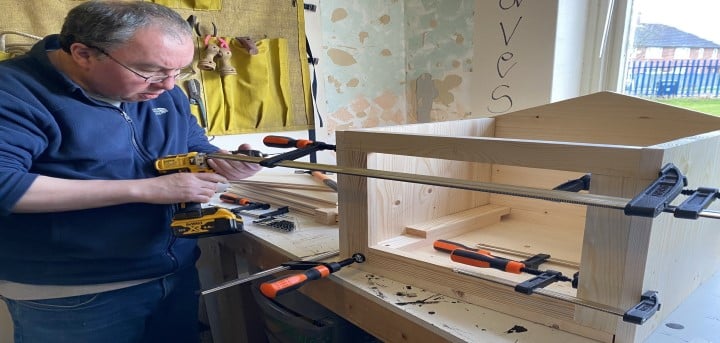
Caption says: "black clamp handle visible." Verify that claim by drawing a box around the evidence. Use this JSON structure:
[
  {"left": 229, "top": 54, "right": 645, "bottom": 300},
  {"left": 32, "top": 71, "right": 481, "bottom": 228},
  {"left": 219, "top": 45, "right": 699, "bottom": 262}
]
[
  {"left": 280, "top": 260, "right": 325, "bottom": 271},
  {"left": 259, "top": 142, "right": 335, "bottom": 168},
  {"left": 674, "top": 187, "right": 720, "bottom": 219},
  {"left": 623, "top": 290, "right": 661, "bottom": 325},
  {"left": 624, "top": 163, "right": 687, "bottom": 217},
  {"left": 514, "top": 270, "right": 571, "bottom": 294}
]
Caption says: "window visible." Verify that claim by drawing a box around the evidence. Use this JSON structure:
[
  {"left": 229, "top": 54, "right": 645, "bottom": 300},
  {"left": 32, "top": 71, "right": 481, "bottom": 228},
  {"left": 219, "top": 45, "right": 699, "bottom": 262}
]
[
  {"left": 583, "top": 0, "right": 720, "bottom": 114},
  {"left": 673, "top": 47, "right": 690, "bottom": 60},
  {"left": 645, "top": 47, "right": 662, "bottom": 59}
]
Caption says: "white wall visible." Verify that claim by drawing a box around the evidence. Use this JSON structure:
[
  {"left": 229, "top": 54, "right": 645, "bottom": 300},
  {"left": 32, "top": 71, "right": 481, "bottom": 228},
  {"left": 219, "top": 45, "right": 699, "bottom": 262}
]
[
  {"left": 472, "top": 1, "right": 558, "bottom": 115},
  {"left": 552, "top": 0, "right": 589, "bottom": 102}
]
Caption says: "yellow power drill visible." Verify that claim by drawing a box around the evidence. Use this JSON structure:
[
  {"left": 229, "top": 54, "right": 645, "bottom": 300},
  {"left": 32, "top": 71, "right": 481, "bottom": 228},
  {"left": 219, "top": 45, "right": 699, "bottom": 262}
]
[{"left": 155, "top": 152, "right": 243, "bottom": 238}]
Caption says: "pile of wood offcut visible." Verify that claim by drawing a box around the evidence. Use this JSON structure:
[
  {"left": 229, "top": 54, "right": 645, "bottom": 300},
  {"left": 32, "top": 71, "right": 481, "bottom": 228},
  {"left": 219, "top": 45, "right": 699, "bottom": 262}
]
[{"left": 227, "top": 172, "right": 338, "bottom": 224}]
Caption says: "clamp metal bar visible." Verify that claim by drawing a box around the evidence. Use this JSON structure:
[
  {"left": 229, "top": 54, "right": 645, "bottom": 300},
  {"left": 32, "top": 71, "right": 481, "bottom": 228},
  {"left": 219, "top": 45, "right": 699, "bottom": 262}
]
[
  {"left": 211, "top": 154, "right": 720, "bottom": 220},
  {"left": 200, "top": 250, "right": 339, "bottom": 295},
  {"left": 208, "top": 153, "right": 630, "bottom": 210}
]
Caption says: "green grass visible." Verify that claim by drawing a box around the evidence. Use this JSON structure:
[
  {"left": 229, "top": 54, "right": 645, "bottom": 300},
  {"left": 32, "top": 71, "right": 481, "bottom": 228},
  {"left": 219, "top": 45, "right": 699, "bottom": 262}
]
[{"left": 652, "top": 98, "right": 720, "bottom": 116}]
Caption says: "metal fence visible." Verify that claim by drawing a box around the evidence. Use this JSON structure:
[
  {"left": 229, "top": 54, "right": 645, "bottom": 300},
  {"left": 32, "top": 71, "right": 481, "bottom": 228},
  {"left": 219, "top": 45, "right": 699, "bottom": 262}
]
[{"left": 623, "top": 59, "right": 720, "bottom": 98}]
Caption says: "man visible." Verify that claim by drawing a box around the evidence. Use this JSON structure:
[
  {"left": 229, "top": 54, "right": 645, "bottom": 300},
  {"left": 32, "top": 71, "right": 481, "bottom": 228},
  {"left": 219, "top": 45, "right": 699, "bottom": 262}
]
[{"left": 0, "top": 1, "right": 261, "bottom": 342}]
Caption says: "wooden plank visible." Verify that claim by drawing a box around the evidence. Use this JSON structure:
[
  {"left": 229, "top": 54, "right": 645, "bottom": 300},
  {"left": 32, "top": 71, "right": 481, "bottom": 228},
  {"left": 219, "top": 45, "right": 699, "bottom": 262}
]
[
  {"left": 227, "top": 183, "right": 337, "bottom": 217},
  {"left": 338, "top": 150, "right": 370, "bottom": 257},
  {"left": 314, "top": 207, "right": 338, "bottom": 225},
  {"left": 228, "top": 184, "right": 337, "bottom": 207},
  {"left": 493, "top": 92, "right": 720, "bottom": 146},
  {"left": 404, "top": 204, "right": 510, "bottom": 240},
  {"left": 232, "top": 173, "right": 335, "bottom": 192},
  {"left": 340, "top": 130, "right": 650, "bottom": 178}
]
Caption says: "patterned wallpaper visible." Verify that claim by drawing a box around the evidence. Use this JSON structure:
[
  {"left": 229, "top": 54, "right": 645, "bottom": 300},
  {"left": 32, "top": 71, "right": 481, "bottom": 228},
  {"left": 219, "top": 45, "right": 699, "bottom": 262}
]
[{"left": 318, "top": 0, "right": 475, "bottom": 140}]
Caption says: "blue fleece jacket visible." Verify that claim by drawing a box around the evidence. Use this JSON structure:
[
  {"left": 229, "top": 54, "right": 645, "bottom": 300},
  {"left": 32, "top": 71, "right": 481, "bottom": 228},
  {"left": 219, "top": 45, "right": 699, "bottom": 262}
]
[{"left": 0, "top": 35, "right": 219, "bottom": 285}]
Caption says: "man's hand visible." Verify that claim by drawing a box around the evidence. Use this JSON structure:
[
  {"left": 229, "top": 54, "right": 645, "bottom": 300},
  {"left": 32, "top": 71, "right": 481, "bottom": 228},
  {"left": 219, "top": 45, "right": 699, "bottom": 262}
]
[
  {"left": 208, "top": 143, "right": 263, "bottom": 180},
  {"left": 146, "top": 172, "right": 227, "bottom": 204}
]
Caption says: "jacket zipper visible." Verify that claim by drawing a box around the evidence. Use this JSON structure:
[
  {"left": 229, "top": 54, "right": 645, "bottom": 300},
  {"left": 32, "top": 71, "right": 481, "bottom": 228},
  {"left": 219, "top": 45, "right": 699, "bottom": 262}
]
[
  {"left": 117, "top": 109, "right": 154, "bottom": 163},
  {"left": 166, "top": 230, "right": 179, "bottom": 269},
  {"left": 118, "top": 107, "right": 179, "bottom": 269}
]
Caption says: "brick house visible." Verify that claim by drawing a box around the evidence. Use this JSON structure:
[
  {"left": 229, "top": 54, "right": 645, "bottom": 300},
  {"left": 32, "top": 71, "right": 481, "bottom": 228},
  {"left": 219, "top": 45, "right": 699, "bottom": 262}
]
[{"left": 630, "top": 23, "right": 720, "bottom": 61}]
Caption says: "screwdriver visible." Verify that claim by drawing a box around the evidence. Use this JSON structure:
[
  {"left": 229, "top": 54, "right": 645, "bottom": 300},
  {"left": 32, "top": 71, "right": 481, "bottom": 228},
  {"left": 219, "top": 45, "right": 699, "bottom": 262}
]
[
  {"left": 297, "top": 170, "right": 339, "bottom": 192},
  {"left": 311, "top": 171, "right": 338, "bottom": 192},
  {"left": 260, "top": 253, "right": 365, "bottom": 299},
  {"left": 219, "top": 193, "right": 271, "bottom": 211}
]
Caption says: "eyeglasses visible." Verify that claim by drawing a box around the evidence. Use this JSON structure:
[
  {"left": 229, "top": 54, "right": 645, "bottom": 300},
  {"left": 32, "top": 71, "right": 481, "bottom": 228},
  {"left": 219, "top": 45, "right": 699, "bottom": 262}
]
[{"left": 86, "top": 44, "right": 193, "bottom": 84}]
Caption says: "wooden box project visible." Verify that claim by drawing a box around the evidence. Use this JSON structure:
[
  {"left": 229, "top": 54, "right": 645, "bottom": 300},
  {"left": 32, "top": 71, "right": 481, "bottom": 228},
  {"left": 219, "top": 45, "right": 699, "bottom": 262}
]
[{"left": 336, "top": 92, "right": 720, "bottom": 342}]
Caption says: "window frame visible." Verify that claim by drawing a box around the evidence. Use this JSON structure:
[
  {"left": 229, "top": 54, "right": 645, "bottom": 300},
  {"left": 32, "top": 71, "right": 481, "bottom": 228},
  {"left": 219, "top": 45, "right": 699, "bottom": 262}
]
[{"left": 579, "top": 0, "right": 633, "bottom": 95}]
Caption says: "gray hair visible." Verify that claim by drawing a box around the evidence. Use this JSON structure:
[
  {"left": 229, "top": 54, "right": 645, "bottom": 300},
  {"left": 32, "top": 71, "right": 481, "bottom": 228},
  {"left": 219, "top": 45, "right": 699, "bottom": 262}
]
[{"left": 59, "top": 0, "right": 192, "bottom": 52}]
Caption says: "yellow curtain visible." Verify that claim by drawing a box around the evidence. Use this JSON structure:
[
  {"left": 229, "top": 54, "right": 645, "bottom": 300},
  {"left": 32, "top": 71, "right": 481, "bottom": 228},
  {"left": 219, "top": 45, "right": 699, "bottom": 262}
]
[
  {"left": 197, "top": 37, "right": 292, "bottom": 135},
  {"left": 149, "top": 0, "right": 222, "bottom": 11}
]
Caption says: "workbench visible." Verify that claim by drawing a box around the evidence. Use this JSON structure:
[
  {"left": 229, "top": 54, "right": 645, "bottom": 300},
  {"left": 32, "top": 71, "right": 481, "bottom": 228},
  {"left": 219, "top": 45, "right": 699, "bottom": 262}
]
[{"left": 199, "top": 191, "right": 720, "bottom": 343}]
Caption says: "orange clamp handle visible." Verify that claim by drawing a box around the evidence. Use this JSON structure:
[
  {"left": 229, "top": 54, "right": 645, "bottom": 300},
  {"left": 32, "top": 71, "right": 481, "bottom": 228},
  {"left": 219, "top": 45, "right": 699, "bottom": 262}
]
[
  {"left": 263, "top": 135, "right": 314, "bottom": 149},
  {"left": 450, "top": 249, "right": 525, "bottom": 274},
  {"left": 260, "top": 265, "right": 331, "bottom": 299}
]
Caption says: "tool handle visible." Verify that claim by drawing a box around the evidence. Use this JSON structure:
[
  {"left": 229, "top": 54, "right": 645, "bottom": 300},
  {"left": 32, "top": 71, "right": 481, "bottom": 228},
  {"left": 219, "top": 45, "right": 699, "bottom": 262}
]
[
  {"left": 219, "top": 193, "right": 250, "bottom": 205},
  {"left": 450, "top": 249, "right": 524, "bottom": 274},
  {"left": 186, "top": 79, "right": 201, "bottom": 98},
  {"left": 263, "top": 135, "right": 314, "bottom": 149},
  {"left": 311, "top": 171, "right": 338, "bottom": 192},
  {"left": 259, "top": 146, "right": 321, "bottom": 168},
  {"left": 173, "top": 202, "right": 204, "bottom": 220},
  {"left": 258, "top": 254, "right": 364, "bottom": 299},
  {"left": 185, "top": 79, "right": 208, "bottom": 128},
  {"left": 553, "top": 173, "right": 592, "bottom": 192},
  {"left": 260, "top": 263, "right": 339, "bottom": 298},
  {"left": 433, "top": 239, "right": 492, "bottom": 255}
]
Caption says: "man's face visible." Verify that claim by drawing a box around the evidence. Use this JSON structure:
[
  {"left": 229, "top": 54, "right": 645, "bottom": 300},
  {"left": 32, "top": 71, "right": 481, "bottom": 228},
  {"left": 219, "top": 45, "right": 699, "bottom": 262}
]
[{"left": 85, "top": 26, "right": 195, "bottom": 102}]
